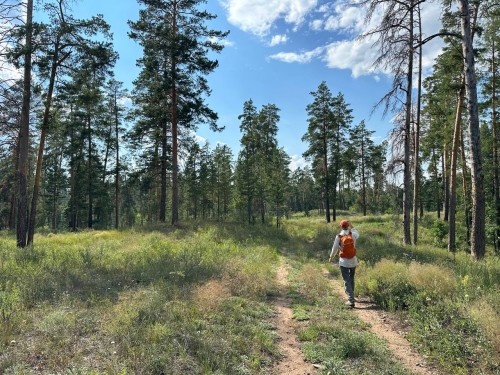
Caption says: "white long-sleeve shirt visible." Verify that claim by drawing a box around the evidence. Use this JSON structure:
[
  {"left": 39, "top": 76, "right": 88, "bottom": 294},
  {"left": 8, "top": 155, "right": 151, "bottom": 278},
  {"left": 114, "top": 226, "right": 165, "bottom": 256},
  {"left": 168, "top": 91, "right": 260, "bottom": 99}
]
[{"left": 330, "top": 227, "right": 359, "bottom": 268}]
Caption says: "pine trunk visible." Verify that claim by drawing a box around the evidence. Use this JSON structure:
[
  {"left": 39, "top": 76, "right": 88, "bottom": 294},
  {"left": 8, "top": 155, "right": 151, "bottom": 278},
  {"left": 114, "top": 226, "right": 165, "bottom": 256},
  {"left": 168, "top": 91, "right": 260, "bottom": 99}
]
[
  {"left": 459, "top": 0, "right": 485, "bottom": 259},
  {"left": 448, "top": 84, "right": 465, "bottom": 253},
  {"left": 28, "top": 41, "right": 59, "bottom": 244},
  {"left": 323, "top": 123, "right": 330, "bottom": 223},
  {"left": 413, "top": 6, "right": 422, "bottom": 244},
  {"left": 171, "top": 1, "right": 179, "bottom": 226},
  {"left": 114, "top": 90, "right": 120, "bottom": 229},
  {"left": 442, "top": 147, "right": 449, "bottom": 221},
  {"left": 87, "top": 114, "right": 93, "bottom": 228},
  {"left": 403, "top": 1, "right": 414, "bottom": 245},
  {"left": 492, "top": 40, "right": 499, "bottom": 253},
  {"left": 16, "top": 0, "right": 33, "bottom": 248}
]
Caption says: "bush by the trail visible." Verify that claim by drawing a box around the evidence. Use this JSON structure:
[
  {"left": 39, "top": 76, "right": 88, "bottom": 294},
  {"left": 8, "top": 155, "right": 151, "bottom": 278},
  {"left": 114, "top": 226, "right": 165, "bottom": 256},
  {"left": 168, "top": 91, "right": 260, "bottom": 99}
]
[
  {"left": 357, "top": 259, "right": 416, "bottom": 310},
  {"left": 358, "top": 259, "right": 460, "bottom": 310},
  {"left": 408, "top": 262, "right": 458, "bottom": 296}
]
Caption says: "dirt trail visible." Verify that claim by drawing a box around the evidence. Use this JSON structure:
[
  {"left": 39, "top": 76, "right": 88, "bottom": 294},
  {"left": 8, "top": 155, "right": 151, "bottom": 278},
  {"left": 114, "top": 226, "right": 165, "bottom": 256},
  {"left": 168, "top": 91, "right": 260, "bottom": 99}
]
[
  {"left": 322, "top": 268, "right": 440, "bottom": 375},
  {"left": 272, "top": 258, "right": 440, "bottom": 375},
  {"left": 273, "top": 258, "right": 316, "bottom": 375}
]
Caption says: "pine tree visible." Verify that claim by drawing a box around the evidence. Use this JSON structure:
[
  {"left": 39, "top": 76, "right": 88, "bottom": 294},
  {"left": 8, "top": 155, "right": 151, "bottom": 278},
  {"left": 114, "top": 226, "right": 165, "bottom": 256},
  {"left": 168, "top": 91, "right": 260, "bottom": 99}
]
[
  {"left": 28, "top": 0, "right": 115, "bottom": 243},
  {"left": 129, "top": 0, "right": 227, "bottom": 226}
]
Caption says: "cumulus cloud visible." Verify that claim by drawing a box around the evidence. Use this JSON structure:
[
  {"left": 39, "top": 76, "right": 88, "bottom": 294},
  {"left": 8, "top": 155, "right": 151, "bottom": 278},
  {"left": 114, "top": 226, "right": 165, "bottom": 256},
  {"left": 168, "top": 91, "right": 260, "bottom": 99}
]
[
  {"left": 323, "top": 38, "right": 381, "bottom": 78},
  {"left": 289, "top": 154, "right": 310, "bottom": 171},
  {"left": 269, "top": 46, "right": 324, "bottom": 63},
  {"left": 222, "top": 0, "right": 444, "bottom": 79},
  {"left": 323, "top": 3, "right": 365, "bottom": 33},
  {"left": 270, "top": 34, "right": 288, "bottom": 46},
  {"left": 220, "top": 0, "right": 318, "bottom": 36},
  {"left": 310, "top": 19, "right": 323, "bottom": 31},
  {"left": 272, "top": 1, "right": 444, "bottom": 79}
]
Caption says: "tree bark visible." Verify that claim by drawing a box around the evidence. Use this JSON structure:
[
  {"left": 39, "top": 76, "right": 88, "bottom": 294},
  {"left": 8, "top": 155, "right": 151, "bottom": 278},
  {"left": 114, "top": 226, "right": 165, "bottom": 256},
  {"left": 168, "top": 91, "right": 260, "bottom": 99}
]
[
  {"left": 114, "top": 89, "right": 120, "bottom": 229},
  {"left": 448, "top": 84, "right": 465, "bottom": 253},
  {"left": 413, "top": 4, "right": 422, "bottom": 244},
  {"left": 171, "top": 0, "right": 179, "bottom": 226},
  {"left": 87, "top": 114, "right": 93, "bottom": 228},
  {"left": 323, "top": 123, "right": 331, "bottom": 223},
  {"left": 403, "top": 0, "right": 414, "bottom": 245},
  {"left": 442, "top": 147, "right": 449, "bottom": 221},
  {"left": 160, "top": 109, "right": 167, "bottom": 223},
  {"left": 27, "top": 40, "right": 60, "bottom": 244},
  {"left": 460, "top": 126, "right": 471, "bottom": 244},
  {"left": 459, "top": 0, "right": 485, "bottom": 259},
  {"left": 16, "top": 0, "right": 33, "bottom": 248},
  {"left": 492, "top": 39, "right": 499, "bottom": 253}
]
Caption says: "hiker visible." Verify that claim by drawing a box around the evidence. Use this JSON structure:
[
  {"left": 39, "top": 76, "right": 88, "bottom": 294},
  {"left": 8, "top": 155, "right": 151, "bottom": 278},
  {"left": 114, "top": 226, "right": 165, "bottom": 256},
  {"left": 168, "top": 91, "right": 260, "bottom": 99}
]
[{"left": 329, "top": 220, "right": 359, "bottom": 308}]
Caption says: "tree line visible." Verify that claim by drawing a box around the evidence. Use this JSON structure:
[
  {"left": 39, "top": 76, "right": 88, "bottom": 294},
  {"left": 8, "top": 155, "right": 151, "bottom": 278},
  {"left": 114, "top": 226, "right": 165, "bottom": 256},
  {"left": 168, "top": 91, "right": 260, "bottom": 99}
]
[{"left": 0, "top": 0, "right": 498, "bottom": 260}]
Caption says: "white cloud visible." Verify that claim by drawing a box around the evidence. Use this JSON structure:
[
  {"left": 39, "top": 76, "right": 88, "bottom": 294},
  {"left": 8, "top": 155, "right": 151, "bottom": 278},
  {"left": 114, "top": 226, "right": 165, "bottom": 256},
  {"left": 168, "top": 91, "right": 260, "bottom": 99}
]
[
  {"left": 270, "top": 34, "right": 288, "bottom": 46},
  {"left": 269, "top": 1, "right": 445, "bottom": 79},
  {"left": 289, "top": 154, "right": 310, "bottom": 171},
  {"left": 323, "top": 38, "right": 381, "bottom": 78},
  {"left": 269, "top": 46, "right": 324, "bottom": 63},
  {"left": 222, "top": 0, "right": 445, "bottom": 80},
  {"left": 310, "top": 19, "right": 323, "bottom": 31},
  {"left": 208, "top": 36, "right": 235, "bottom": 48},
  {"left": 220, "top": 0, "right": 318, "bottom": 36},
  {"left": 323, "top": 3, "right": 365, "bottom": 33}
]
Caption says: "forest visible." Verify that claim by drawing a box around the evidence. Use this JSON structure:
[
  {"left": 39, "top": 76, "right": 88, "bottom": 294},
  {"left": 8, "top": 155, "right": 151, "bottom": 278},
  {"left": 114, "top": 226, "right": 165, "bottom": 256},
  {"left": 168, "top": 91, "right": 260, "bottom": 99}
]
[
  {"left": 0, "top": 0, "right": 499, "bottom": 259},
  {"left": 0, "top": 0, "right": 499, "bottom": 374}
]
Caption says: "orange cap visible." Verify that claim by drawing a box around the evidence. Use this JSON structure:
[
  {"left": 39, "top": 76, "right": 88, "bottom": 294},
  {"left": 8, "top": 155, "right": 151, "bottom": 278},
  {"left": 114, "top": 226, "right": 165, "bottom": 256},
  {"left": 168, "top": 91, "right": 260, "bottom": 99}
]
[{"left": 339, "top": 220, "right": 349, "bottom": 228}]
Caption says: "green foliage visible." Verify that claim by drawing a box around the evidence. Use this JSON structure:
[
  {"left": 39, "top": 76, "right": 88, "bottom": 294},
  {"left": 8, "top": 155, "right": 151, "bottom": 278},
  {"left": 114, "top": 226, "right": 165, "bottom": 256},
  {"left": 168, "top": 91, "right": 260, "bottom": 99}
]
[
  {"left": 408, "top": 300, "right": 493, "bottom": 375},
  {"left": 358, "top": 259, "right": 416, "bottom": 310},
  {"left": 0, "top": 224, "right": 283, "bottom": 373},
  {"left": 0, "top": 282, "right": 21, "bottom": 322},
  {"left": 0, "top": 215, "right": 498, "bottom": 374},
  {"left": 431, "top": 219, "right": 449, "bottom": 248}
]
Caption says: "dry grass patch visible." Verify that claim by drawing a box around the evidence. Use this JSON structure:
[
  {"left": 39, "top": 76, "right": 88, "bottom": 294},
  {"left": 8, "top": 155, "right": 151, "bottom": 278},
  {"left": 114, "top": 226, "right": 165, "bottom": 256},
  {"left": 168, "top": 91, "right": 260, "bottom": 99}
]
[
  {"left": 296, "top": 263, "right": 330, "bottom": 303},
  {"left": 408, "top": 262, "right": 458, "bottom": 296},
  {"left": 467, "top": 297, "right": 500, "bottom": 354},
  {"left": 193, "top": 279, "right": 232, "bottom": 311}
]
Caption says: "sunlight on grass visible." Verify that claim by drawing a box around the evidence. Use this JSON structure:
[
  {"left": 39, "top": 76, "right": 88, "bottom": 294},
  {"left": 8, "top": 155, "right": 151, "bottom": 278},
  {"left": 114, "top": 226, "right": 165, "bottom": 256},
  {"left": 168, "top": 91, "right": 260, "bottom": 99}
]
[{"left": 0, "top": 214, "right": 498, "bottom": 374}]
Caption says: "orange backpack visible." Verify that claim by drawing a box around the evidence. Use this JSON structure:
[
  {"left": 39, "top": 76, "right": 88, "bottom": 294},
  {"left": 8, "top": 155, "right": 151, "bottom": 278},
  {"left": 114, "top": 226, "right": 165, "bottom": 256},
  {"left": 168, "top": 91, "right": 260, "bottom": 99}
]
[{"left": 339, "top": 231, "right": 356, "bottom": 259}]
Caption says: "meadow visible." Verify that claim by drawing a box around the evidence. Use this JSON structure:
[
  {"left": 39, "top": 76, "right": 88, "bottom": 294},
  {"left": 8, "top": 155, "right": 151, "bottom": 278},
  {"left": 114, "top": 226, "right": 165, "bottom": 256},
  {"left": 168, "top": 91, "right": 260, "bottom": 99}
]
[{"left": 0, "top": 213, "right": 498, "bottom": 374}]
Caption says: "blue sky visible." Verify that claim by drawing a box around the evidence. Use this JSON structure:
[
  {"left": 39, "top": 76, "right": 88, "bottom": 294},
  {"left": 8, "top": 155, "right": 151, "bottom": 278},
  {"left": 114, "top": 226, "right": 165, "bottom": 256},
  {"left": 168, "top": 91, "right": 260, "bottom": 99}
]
[{"left": 69, "top": 0, "right": 444, "bottom": 169}]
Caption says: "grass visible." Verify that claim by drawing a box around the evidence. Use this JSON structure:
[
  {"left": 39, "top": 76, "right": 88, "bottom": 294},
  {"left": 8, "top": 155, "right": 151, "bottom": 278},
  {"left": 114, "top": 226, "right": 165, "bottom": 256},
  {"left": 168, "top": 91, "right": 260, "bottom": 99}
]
[
  {"left": 0, "top": 225, "right": 280, "bottom": 374},
  {"left": 281, "top": 213, "right": 499, "bottom": 375},
  {"left": 285, "top": 258, "right": 412, "bottom": 375},
  {"left": 0, "top": 213, "right": 498, "bottom": 374}
]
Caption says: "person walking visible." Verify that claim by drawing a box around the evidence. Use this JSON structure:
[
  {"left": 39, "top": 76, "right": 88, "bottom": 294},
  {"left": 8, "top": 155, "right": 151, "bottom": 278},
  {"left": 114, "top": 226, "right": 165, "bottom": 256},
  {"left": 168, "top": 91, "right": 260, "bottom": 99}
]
[{"left": 329, "top": 220, "right": 359, "bottom": 308}]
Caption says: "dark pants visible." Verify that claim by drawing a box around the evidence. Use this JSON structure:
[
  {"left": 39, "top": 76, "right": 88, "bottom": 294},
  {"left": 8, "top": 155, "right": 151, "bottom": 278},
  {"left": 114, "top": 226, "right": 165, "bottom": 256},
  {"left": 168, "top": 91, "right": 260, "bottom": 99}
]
[{"left": 340, "top": 266, "right": 356, "bottom": 303}]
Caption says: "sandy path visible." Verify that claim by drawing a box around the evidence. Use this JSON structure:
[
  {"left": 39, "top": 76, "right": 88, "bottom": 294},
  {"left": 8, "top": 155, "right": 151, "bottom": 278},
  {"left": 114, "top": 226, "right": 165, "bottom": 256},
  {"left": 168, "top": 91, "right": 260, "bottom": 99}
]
[
  {"left": 272, "top": 258, "right": 316, "bottom": 375},
  {"left": 323, "top": 267, "right": 440, "bottom": 375}
]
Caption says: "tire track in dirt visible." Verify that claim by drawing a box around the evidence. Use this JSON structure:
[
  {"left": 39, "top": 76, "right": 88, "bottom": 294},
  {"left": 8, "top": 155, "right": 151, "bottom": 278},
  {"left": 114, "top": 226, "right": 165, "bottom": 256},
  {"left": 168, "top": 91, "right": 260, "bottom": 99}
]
[
  {"left": 322, "top": 267, "right": 440, "bottom": 375},
  {"left": 273, "top": 257, "right": 316, "bottom": 375}
]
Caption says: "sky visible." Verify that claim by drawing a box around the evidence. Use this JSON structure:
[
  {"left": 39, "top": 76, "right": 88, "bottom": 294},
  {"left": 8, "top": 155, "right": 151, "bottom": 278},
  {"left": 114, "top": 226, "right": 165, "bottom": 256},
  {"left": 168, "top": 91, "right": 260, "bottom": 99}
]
[{"left": 67, "top": 0, "right": 445, "bottom": 170}]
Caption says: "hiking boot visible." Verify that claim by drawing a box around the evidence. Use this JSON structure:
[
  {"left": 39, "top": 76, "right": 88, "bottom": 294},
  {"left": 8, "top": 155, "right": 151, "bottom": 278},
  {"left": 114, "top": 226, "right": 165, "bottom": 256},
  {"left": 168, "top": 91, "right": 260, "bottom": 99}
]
[{"left": 345, "top": 301, "right": 355, "bottom": 308}]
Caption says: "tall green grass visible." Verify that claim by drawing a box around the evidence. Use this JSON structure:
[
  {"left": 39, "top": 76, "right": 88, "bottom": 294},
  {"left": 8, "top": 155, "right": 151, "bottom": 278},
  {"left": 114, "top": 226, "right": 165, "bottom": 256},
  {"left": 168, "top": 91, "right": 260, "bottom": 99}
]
[
  {"left": 1, "top": 214, "right": 498, "bottom": 374},
  {"left": 0, "top": 225, "right": 281, "bottom": 374},
  {"left": 282, "top": 213, "right": 499, "bottom": 374}
]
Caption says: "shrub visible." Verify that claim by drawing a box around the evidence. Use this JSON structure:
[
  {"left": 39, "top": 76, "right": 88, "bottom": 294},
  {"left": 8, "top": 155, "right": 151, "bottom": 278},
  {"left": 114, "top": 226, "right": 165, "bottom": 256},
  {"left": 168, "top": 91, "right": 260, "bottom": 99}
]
[
  {"left": 357, "top": 259, "right": 415, "bottom": 310},
  {"left": 408, "top": 300, "right": 491, "bottom": 375},
  {"left": 467, "top": 297, "right": 500, "bottom": 354},
  {"left": 408, "top": 262, "right": 458, "bottom": 297},
  {"left": 431, "top": 220, "right": 448, "bottom": 248}
]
